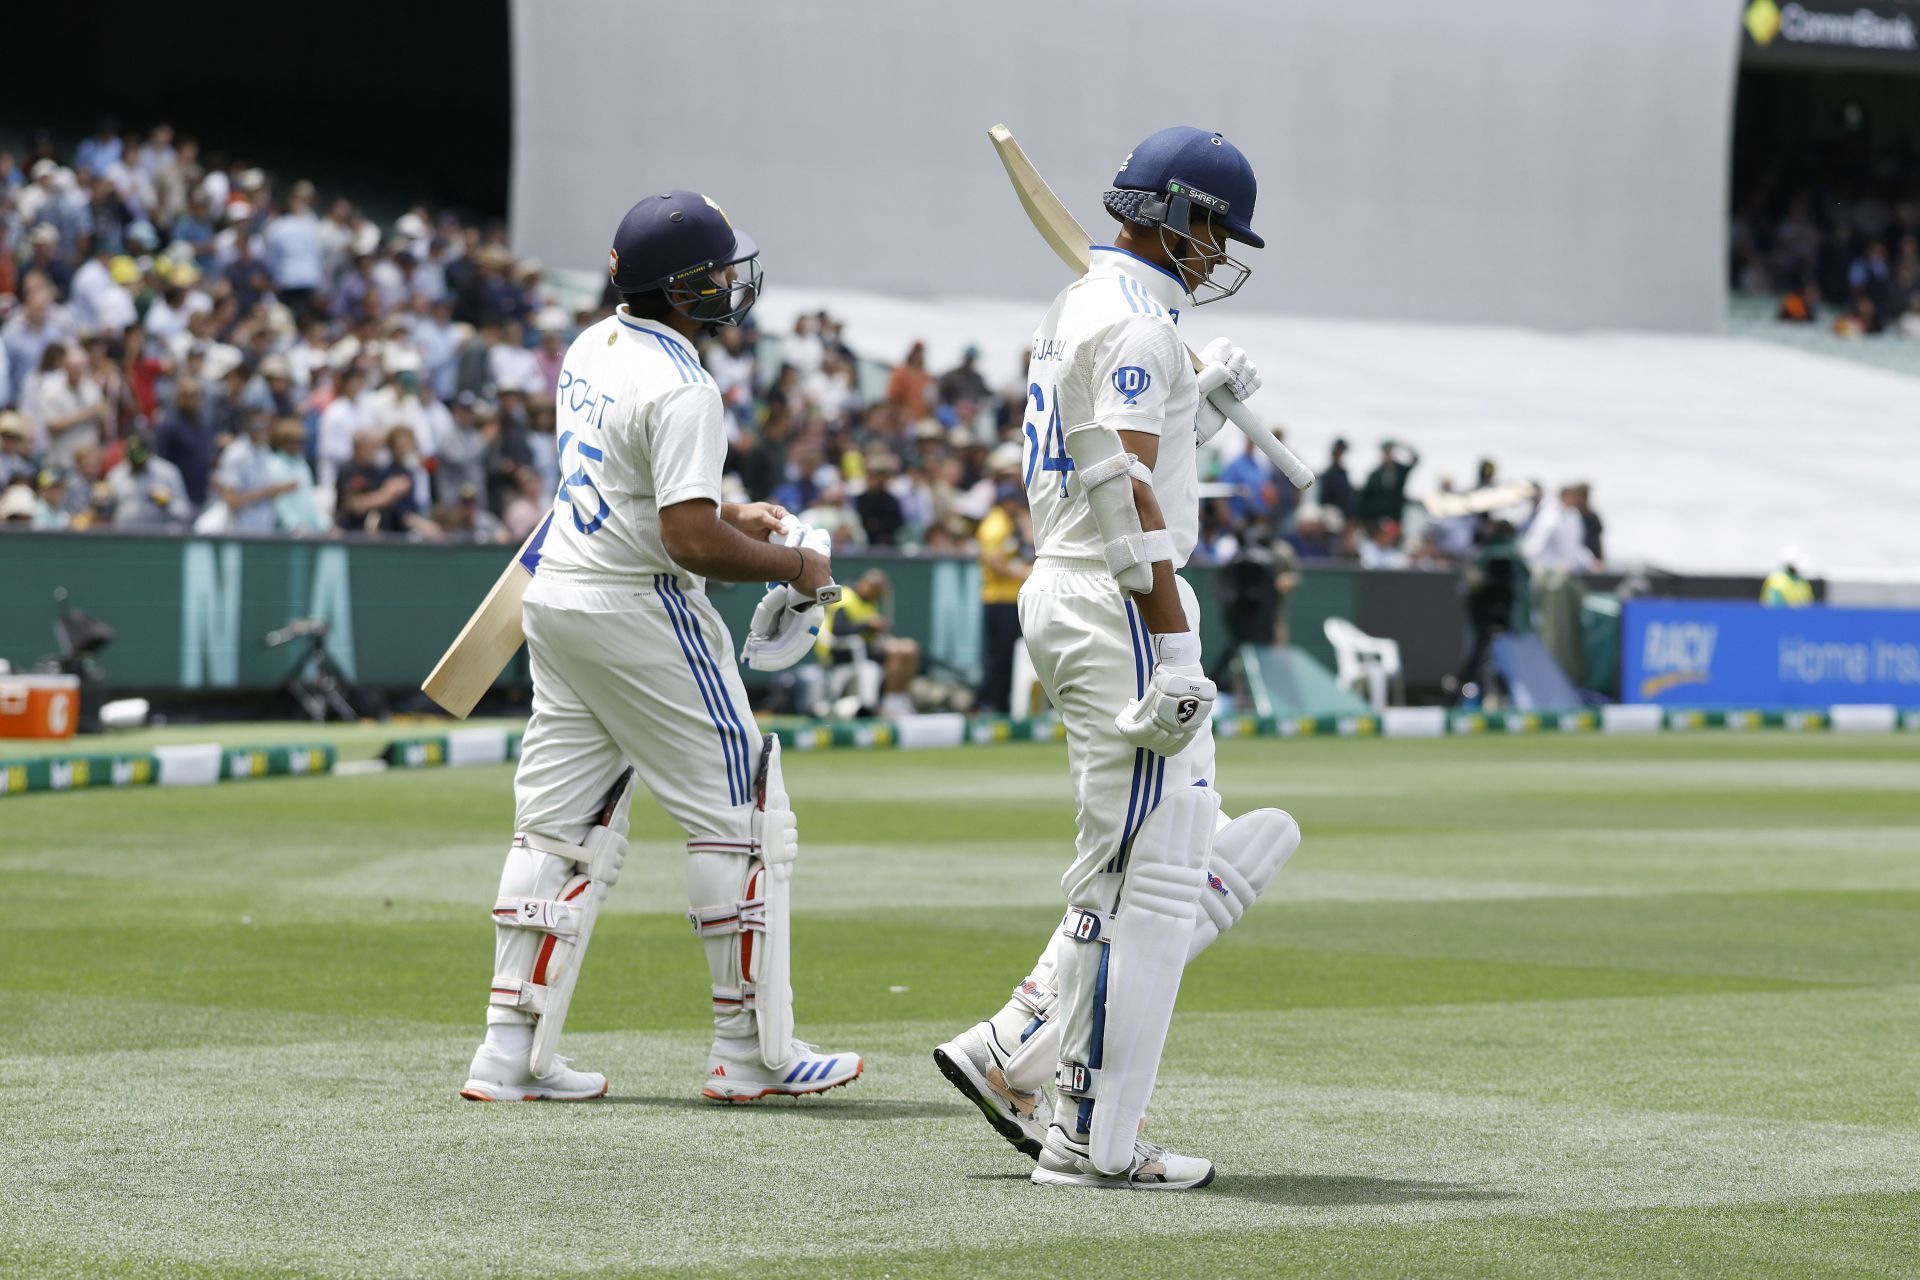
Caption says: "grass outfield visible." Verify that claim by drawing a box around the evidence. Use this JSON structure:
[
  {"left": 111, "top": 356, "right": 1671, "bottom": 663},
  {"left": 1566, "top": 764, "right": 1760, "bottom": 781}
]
[{"left": 1, "top": 733, "right": 1917, "bottom": 1278}]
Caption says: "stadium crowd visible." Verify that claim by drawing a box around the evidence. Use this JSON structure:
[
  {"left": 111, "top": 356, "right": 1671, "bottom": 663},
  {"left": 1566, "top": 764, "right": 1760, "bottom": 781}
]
[
  {"left": 0, "top": 119, "right": 1599, "bottom": 597},
  {"left": 1731, "top": 179, "right": 1920, "bottom": 338}
]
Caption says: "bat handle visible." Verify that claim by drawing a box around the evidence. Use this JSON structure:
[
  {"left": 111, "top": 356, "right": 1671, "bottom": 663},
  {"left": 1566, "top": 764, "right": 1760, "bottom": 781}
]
[
  {"left": 785, "top": 581, "right": 843, "bottom": 612},
  {"left": 1210, "top": 385, "right": 1316, "bottom": 491}
]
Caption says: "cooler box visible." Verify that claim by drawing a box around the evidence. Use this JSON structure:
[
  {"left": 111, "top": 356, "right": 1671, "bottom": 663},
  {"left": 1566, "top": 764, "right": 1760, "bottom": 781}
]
[{"left": 0, "top": 674, "right": 80, "bottom": 739}]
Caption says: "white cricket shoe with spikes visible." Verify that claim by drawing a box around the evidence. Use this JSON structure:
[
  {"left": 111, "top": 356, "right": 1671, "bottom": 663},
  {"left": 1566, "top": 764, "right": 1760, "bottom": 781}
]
[
  {"left": 1030, "top": 1124, "right": 1215, "bottom": 1191},
  {"left": 459, "top": 1043, "right": 608, "bottom": 1102},
  {"left": 933, "top": 1021, "right": 1054, "bottom": 1160},
  {"left": 702, "top": 1037, "right": 863, "bottom": 1103}
]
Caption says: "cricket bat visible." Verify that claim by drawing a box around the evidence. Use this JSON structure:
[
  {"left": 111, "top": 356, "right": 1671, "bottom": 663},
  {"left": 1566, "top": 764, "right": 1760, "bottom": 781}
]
[
  {"left": 420, "top": 512, "right": 551, "bottom": 717},
  {"left": 987, "top": 124, "right": 1316, "bottom": 490}
]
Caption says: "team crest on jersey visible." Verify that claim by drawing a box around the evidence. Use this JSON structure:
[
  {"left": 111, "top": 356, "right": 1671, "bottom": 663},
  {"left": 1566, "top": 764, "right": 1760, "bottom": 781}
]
[{"left": 1112, "top": 365, "right": 1151, "bottom": 406}]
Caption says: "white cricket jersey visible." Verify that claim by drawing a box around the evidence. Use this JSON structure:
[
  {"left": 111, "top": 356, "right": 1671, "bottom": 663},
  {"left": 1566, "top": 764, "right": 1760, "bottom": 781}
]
[
  {"left": 531, "top": 307, "right": 727, "bottom": 580},
  {"left": 1023, "top": 245, "right": 1201, "bottom": 567}
]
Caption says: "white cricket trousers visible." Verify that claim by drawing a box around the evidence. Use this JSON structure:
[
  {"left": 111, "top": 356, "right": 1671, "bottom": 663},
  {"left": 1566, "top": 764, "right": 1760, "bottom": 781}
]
[
  {"left": 514, "top": 571, "right": 759, "bottom": 845},
  {"left": 1018, "top": 558, "right": 1217, "bottom": 913}
]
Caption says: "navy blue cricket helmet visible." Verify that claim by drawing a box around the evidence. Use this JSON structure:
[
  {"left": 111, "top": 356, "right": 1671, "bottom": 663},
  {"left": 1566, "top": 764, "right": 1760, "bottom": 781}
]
[
  {"left": 1105, "top": 127, "right": 1262, "bottom": 305},
  {"left": 1113, "top": 127, "right": 1262, "bottom": 248},
  {"left": 608, "top": 190, "right": 762, "bottom": 326}
]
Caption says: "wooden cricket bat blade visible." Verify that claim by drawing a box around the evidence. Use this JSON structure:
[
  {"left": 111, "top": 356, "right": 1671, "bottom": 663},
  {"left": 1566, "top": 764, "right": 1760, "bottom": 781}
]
[{"left": 420, "top": 514, "right": 549, "bottom": 718}]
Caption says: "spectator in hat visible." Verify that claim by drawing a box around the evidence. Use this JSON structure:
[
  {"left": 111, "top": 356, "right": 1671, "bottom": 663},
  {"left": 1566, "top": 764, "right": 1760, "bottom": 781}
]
[
  {"left": 439, "top": 482, "right": 508, "bottom": 544},
  {"left": 263, "top": 417, "right": 328, "bottom": 533},
  {"left": 0, "top": 482, "right": 36, "bottom": 526},
  {"left": 0, "top": 410, "right": 40, "bottom": 488},
  {"left": 32, "top": 465, "right": 73, "bottom": 529},
  {"left": 107, "top": 432, "right": 190, "bottom": 529}
]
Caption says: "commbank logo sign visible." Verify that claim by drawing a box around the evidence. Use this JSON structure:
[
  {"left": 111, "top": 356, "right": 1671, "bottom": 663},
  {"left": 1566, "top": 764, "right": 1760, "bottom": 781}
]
[{"left": 1746, "top": 0, "right": 1918, "bottom": 50}]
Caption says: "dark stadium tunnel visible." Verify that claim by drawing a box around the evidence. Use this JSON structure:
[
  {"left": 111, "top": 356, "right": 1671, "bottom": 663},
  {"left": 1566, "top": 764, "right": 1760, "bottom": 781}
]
[{"left": 0, "top": 0, "right": 511, "bottom": 221}]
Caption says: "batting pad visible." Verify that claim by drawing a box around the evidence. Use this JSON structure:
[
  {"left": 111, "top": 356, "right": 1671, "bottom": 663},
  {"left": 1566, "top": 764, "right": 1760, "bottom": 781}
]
[{"left": 1089, "top": 777, "right": 1218, "bottom": 1175}]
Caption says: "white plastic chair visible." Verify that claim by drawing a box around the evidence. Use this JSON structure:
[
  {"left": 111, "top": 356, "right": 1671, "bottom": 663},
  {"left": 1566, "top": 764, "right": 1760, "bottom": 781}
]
[
  {"left": 1322, "top": 616, "right": 1405, "bottom": 710},
  {"left": 824, "top": 634, "right": 883, "bottom": 711}
]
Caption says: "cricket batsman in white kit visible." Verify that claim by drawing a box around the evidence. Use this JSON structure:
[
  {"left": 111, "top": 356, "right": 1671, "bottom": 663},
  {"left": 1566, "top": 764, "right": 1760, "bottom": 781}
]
[
  {"left": 460, "top": 191, "right": 863, "bottom": 1103},
  {"left": 934, "top": 128, "right": 1301, "bottom": 1187}
]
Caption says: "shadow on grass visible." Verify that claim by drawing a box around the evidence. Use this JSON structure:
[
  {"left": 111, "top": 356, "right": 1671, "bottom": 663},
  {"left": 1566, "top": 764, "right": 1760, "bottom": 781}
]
[
  {"left": 968, "top": 1171, "right": 1509, "bottom": 1203},
  {"left": 599, "top": 1094, "right": 969, "bottom": 1121},
  {"left": 1214, "top": 1173, "right": 1512, "bottom": 1206}
]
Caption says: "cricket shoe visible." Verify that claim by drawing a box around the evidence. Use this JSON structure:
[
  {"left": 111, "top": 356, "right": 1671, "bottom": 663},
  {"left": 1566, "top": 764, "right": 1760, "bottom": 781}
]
[
  {"left": 1030, "top": 1124, "right": 1216, "bottom": 1191},
  {"left": 459, "top": 1043, "right": 608, "bottom": 1102},
  {"left": 933, "top": 1021, "right": 1052, "bottom": 1159},
  {"left": 702, "top": 1037, "right": 863, "bottom": 1102}
]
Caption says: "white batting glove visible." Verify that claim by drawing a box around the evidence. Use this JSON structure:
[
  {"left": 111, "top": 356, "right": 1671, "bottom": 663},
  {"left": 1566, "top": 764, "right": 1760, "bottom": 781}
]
[
  {"left": 1198, "top": 336, "right": 1261, "bottom": 402},
  {"left": 742, "top": 522, "right": 840, "bottom": 672},
  {"left": 1114, "top": 632, "right": 1216, "bottom": 755}
]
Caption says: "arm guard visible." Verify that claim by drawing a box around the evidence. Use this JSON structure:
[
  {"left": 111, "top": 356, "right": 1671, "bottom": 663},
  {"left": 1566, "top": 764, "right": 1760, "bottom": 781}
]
[{"left": 1063, "top": 421, "right": 1173, "bottom": 594}]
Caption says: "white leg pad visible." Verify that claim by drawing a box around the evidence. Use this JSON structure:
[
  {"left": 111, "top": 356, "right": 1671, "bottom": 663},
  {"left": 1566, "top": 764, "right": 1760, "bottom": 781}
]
[
  {"left": 1086, "top": 779, "right": 1217, "bottom": 1176},
  {"left": 997, "top": 803, "right": 1296, "bottom": 1100},
  {"left": 490, "top": 769, "right": 634, "bottom": 1078},
  {"left": 1191, "top": 808, "right": 1299, "bottom": 958},
  {"left": 686, "top": 734, "right": 798, "bottom": 1071},
  {"left": 997, "top": 936, "right": 1066, "bottom": 1095}
]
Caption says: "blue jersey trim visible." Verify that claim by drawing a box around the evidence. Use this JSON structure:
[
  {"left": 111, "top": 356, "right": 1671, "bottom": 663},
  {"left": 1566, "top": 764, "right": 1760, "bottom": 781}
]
[{"left": 1090, "top": 243, "right": 1185, "bottom": 287}]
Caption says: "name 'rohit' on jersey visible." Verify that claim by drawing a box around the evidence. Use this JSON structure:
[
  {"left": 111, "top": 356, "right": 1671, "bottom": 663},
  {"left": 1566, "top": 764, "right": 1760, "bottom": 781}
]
[
  {"left": 1022, "top": 245, "right": 1201, "bottom": 569},
  {"left": 531, "top": 307, "right": 728, "bottom": 581}
]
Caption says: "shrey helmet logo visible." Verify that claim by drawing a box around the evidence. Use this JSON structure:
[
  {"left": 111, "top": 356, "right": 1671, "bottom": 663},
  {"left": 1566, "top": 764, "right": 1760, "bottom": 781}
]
[
  {"left": 1112, "top": 365, "right": 1151, "bottom": 406},
  {"left": 1176, "top": 697, "right": 1200, "bottom": 724}
]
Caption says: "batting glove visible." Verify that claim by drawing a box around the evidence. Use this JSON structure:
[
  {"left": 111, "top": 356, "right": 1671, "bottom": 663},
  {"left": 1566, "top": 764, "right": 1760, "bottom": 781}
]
[
  {"left": 1199, "top": 336, "right": 1261, "bottom": 402},
  {"left": 1115, "top": 632, "right": 1216, "bottom": 755}
]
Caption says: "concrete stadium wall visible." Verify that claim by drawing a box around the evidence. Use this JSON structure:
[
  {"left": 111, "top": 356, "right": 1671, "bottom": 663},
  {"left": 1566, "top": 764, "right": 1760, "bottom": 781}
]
[{"left": 510, "top": 0, "right": 1739, "bottom": 331}]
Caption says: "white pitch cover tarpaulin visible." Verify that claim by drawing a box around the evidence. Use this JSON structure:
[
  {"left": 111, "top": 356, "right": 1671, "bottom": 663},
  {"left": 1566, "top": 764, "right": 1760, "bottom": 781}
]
[{"left": 744, "top": 287, "right": 1920, "bottom": 577}]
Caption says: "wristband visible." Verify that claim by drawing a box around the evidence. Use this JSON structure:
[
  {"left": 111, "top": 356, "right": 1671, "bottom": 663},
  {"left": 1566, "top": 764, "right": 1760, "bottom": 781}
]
[
  {"left": 1151, "top": 631, "right": 1201, "bottom": 667},
  {"left": 789, "top": 546, "right": 806, "bottom": 584}
]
